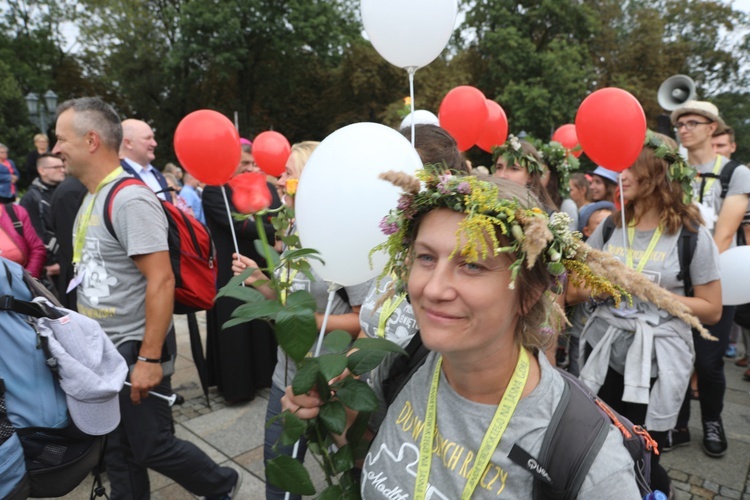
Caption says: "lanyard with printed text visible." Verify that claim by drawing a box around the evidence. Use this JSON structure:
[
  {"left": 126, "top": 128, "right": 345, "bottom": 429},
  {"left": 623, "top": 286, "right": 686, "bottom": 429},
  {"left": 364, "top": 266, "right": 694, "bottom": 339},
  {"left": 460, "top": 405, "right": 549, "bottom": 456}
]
[
  {"left": 72, "top": 167, "right": 124, "bottom": 267},
  {"left": 626, "top": 224, "right": 663, "bottom": 273},
  {"left": 414, "top": 346, "right": 530, "bottom": 500},
  {"left": 376, "top": 294, "right": 406, "bottom": 338}
]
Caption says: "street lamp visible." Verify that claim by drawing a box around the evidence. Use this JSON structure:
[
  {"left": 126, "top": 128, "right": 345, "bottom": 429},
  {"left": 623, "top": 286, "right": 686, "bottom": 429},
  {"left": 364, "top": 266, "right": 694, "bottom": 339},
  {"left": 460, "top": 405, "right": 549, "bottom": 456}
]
[{"left": 25, "top": 90, "right": 58, "bottom": 133}]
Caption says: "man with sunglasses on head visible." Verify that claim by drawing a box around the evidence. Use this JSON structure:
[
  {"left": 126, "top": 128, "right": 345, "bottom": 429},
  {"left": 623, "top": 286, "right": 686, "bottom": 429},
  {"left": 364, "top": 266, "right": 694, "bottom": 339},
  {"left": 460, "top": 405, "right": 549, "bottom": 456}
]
[{"left": 665, "top": 100, "right": 750, "bottom": 458}]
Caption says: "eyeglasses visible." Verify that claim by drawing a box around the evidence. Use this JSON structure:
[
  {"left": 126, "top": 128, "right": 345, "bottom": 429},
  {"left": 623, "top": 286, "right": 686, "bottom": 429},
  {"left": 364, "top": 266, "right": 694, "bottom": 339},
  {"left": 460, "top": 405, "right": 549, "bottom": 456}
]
[
  {"left": 240, "top": 160, "right": 257, "bottom": 167},
  {"left": 41, "top": 165, "right": 65, "bottom": 170},
  {"left": 674, "top": 120, "right": 712, "bottom": 131}
]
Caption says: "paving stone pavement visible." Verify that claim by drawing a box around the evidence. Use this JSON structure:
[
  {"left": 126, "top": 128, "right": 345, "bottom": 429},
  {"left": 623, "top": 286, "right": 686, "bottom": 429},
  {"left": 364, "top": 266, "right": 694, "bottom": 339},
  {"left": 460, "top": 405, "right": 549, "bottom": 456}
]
[{"left": 54, "top": 313, "right": 750, "bottom": 499}]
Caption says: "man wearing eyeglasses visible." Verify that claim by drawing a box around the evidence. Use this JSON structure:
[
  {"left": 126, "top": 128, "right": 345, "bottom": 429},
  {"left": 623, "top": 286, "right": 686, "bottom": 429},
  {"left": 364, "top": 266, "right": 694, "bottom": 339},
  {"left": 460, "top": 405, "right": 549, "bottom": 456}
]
[
  {"left": 665, "top": 100, "right": 750, "bottom": 459},
  {"left": 20, "top": 152, "right": 67, "bottom": 289}
]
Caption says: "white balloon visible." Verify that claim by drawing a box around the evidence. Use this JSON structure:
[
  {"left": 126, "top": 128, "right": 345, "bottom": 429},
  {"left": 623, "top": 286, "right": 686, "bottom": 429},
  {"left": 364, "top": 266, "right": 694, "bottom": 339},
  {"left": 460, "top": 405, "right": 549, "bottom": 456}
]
[
  {"left": 361, "top": 0, "right": 458, "bottom": 70},
  {"left": 295, "top": 123, "right": 422, "bottom": 286},
  {"left": 399, "top": 109, "right": 439, "bottom": 130},
  {"left": 718, "top": 246, "right": 750, "bottom": 305}
]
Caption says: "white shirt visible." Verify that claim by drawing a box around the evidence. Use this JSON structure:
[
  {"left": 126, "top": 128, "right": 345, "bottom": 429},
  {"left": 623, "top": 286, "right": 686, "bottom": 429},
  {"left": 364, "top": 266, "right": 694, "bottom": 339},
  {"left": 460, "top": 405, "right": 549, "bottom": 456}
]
[{"left": 122, "top": 157, "right": 166, "bottom": 200}]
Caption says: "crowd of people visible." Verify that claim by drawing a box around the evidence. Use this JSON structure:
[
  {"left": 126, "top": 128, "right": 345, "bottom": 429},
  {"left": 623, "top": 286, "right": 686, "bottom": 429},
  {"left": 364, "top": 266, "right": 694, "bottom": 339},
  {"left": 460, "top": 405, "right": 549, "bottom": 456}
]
[{"left": 0, "top": 95, "right": 747, "bottom": 499}]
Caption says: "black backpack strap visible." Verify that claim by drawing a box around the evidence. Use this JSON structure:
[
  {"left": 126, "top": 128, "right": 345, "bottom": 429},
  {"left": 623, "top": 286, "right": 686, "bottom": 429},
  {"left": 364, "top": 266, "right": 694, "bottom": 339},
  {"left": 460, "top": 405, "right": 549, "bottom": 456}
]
[
  {"left": 529, "top": 370, "right": 609, "bottom": 500},
  {"left": 382, "top": 331, "right": 430, "bottom": 407},
  {"left": 719, "top": 160, "right": 743, "bottom": 199},
  {"left": 676, "top": 225, "right": 698, "bottom": 297},
  {"left": 4, "top": 203, "right": 23, "bottom": 237},
  {"left": 719, "top": 160, "right": 749, "bottom": 245},
  {"left": 600, "top": 215, "right": 616, "bottom": 246}
]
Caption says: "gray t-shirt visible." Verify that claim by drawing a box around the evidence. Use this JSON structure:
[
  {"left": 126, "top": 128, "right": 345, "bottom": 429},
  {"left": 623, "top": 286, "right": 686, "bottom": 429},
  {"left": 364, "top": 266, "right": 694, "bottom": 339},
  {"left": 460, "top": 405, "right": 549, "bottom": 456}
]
[
  {"left": 587, "top": 222, "right": 719, "bottom": 298},
  {"left": 75, "top": 173, "right": 170, "bottom": 346},
  {"left": 271, "top": 267, "right": 370, "bottom": 389},
  {"left": 362, "top": 352, "right": 640, "bottom": 499},
  {"left": 692, "top": 155, "right": 750, "bottom": 243},
  {"left": 359, "top": 276, "right": 417, "bottom": 349}
]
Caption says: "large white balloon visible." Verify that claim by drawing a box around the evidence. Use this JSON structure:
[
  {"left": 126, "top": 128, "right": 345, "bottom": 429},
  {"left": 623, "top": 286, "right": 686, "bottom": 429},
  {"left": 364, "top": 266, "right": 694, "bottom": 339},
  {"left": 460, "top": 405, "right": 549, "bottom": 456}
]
[
  {"left": 718, "top": 246, "right": 750, "bottom": 305},
  {"left": 399, "top": 109, "right": 439, "bottom": 130},
  {"left": 361, "top": 0, "right": 458, "bottom": 70},
  {"left": 295, "top": 123, "right": 422, "bottom": 286}
]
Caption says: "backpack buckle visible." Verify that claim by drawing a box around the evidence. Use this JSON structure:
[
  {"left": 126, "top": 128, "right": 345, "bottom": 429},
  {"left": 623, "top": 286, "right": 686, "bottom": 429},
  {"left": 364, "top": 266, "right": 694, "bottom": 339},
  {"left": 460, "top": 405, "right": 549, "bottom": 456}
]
[{"left": 0, "top": 295, "right": 14, "bottom": 311}]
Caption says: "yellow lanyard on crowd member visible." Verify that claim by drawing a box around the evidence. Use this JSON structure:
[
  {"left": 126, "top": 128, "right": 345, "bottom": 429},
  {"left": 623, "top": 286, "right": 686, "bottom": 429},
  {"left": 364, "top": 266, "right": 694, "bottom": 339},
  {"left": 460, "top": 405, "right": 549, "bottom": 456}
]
[
  {"left": 414, "top": 346, "right": 530, "bottom": 500},
  {"left": 376, "top": 294, "right": 406, "bottom": 338},
  {"left": 72, "top": 167, "right": 124, "bottom": 267},
  {"left": 278, "top": 268, "right": 299, "bottom": 304},
  {"left": 699, "top": 156, "right": 723, "bottom": 200},
  {"left": 626, "top": 224, "right": 663, "bottom": 273}
]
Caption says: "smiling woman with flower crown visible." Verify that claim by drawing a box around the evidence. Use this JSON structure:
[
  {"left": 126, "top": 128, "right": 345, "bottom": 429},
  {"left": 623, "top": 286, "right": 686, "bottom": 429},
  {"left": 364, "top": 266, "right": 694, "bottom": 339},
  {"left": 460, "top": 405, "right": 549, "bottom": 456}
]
[{"left": 282, "top": 166, "right": 711, "bottom": 498}]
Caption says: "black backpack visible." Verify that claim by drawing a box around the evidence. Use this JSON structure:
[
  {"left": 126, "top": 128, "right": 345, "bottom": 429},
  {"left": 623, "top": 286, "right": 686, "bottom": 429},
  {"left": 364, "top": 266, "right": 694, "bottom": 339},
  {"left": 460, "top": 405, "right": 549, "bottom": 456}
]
[
  {"left": 382, "top": 332, "right": 656, "bottom": 499},
  {"left": 697, "top": 159, "right": 748, "bottom": 246}
]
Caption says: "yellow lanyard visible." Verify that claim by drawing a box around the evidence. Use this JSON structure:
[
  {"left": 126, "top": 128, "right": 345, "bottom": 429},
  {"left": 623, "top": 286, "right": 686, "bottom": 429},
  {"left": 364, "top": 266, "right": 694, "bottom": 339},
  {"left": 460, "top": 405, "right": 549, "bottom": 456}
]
[
  {"left": 699, "top": 156, "right": 723, "bottom": 200},
  {"left": 278, "top": 268, "right": 298, "bottom": 304},
  {"left": 72, "top": 167, "right": 124, "bottom": 266},
  {"left": 414, "top": 346, "right": 530, "bottom": 500},
  {"left": 376, "top": 294, "right": 406, "bottom": 338},
  {"left": 626, "top": 224, "right": 663, "bottom": 273}
]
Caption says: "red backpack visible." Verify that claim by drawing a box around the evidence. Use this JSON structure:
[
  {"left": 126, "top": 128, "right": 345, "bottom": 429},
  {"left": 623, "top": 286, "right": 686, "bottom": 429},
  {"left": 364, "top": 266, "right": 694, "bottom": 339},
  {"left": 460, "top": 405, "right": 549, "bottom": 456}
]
[{"left": 103, "top": 178, "right": 217, "bottom": 314}]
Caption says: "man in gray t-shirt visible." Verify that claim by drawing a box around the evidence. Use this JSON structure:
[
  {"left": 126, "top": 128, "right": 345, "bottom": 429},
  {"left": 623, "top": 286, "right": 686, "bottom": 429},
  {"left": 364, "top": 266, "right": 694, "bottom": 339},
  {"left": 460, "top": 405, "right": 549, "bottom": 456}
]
[
  {"left": 669, "top": 100, "right": 750, "bottom": 458},
  {"left": 52, "top": 97, "right": 239, "bottom": 498}
]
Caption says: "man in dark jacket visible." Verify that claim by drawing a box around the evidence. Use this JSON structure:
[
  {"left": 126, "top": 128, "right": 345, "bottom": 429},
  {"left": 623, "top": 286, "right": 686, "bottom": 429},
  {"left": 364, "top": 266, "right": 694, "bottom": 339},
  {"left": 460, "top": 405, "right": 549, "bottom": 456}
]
[{"left": 20, "top": 153, "right": 66, "bottom": 291}]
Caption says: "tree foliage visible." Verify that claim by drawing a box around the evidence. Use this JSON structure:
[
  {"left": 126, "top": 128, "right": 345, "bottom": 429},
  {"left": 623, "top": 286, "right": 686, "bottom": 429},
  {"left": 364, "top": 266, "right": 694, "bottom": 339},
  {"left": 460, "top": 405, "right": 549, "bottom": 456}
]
[{"left": 0, "top": 0, "right": 748, "bottom": 166}]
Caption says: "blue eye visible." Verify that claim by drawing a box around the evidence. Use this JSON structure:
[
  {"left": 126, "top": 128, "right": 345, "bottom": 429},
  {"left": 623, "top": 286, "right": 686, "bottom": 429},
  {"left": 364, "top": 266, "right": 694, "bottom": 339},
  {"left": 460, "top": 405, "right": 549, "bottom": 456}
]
[{"left": 416, "top": 253, "right": 434, "bottom": 263}]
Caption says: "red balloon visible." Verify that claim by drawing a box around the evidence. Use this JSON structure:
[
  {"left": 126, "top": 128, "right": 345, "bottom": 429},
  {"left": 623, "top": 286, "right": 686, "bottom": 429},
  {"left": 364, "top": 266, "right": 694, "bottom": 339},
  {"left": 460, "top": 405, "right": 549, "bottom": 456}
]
[
  {"left": 229, "top": 172, "right": 273, "bottom": 214},
  {"left": 575, "top": 88, "right": 647, "bottom": 172},
  {"left": 438, "top": 86, "right": 488, "bottom": 152},
  {"left": 252, "top": 131, "right": 291, "bottom": 177},
  {"left": 551, "top": 124, "right": 582, "bottom": 158},
  {"left": 174, "top": 110, "right": 240, "bottom": 186},
  {"left": 475, "top": 100, "right": 509, "bottom": 153}
]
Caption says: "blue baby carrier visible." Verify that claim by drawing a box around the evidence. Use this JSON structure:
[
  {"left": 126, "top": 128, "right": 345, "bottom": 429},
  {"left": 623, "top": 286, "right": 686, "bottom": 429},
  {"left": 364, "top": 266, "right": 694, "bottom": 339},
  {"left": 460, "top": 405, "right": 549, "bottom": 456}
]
[{"left": 0, "top": 257, "right": 105, "bottom": 499}]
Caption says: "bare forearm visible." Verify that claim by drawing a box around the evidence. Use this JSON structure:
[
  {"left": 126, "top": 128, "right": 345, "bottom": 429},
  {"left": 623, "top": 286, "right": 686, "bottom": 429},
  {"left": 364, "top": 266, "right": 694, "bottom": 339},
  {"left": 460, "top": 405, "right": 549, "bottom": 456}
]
[{"left": 139, "top": 273, "right": 175, "bottom": 359}]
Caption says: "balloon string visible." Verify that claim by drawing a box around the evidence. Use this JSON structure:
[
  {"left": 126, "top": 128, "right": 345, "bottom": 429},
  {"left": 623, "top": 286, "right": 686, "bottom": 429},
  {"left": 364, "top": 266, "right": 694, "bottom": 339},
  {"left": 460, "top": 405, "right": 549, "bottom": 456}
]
[
  {"left": 619, "top": 177, "right": 627, "bottom": 251},
  {"left": 221, "top": 185, "right": 245, "bottom": 288},
  {"left": 408, "top": 67, "right": 416, "bottom": 147}
]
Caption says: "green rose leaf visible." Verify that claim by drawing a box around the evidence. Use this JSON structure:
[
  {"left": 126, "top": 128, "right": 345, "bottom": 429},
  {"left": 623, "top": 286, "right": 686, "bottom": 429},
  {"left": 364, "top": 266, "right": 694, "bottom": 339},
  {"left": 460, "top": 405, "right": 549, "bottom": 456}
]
[
  {"left": 282, "top": 247, "right": 324, "bottom": 264},
  {"left": 323, "top": 330, "right": 353, "bottom": 353},
  {"left": 352, "top": 337, "right": 406, "bottom": 354},
  {"left": 279, "top": 410, "right": 306, "bottom": 446},
  {"left": 319, "top": 400, "right": 346, "bottom": 435},
  {"left": 225, "top": 300, "right": 283, "bottom": 329},
  {"left": 265, "top": 455, "right": 316, "bottom": 495},
  {"left": 318, "top": 353, "right": 348, "bottom": 381},
  {"left": 215, "top": 267, "right": 256, "bottom": 298},
  {"left": 335, "top": 378, "right": 378, "bottom": 413},
  {"left": 285, "top": 290, "right": 317, "bottom": 311},
  {"left": 275, "top": 305, "right": 317, "bottom": 363},
  {"left": 292, "top": 359, "right": 319, "bottom": 395},
  {"left": 254, "top": 239, "right": 280, "bottom": 268},
  {"left": 218, "top": 281, "right": 267, "bottom": 303},
  {"left": 332, "top": 444, "right": 354, "bottom": 474},
  {"left": 347, "top": 349, "right": 392, "bottom": 375}
]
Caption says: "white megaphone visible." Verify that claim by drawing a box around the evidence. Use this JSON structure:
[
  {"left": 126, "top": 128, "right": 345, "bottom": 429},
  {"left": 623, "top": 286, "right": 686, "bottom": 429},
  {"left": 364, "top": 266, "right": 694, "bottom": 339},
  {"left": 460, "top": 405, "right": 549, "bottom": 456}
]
[{"left": 657, "top": 74, "right": 696, "bottom": 111}]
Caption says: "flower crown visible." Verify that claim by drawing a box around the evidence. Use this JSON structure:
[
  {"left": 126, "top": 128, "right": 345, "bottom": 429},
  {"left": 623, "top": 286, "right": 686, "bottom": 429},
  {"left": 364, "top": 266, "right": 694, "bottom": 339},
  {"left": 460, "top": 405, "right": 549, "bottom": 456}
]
[
  {"left": 373, "top": 166, "right": 713, "bottom": 339},
  {"left": 644, "top": 131, "right": 696, "bottom": 203},
  {"left": 374, "top": 167, "right": 620, "bottom": 298},
  {"left": 491, "top": 135, "right": 545, "bottom": 176},
  {"left": 538, "top": 140, "right": 580, "bottom": 197}
]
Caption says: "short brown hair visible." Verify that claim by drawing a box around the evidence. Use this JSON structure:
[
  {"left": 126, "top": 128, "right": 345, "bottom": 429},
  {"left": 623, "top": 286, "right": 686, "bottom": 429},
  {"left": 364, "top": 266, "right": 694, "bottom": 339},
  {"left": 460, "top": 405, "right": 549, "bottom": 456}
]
[{"left": 712, "top": 126, "right": 735, "bottom": 143}]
